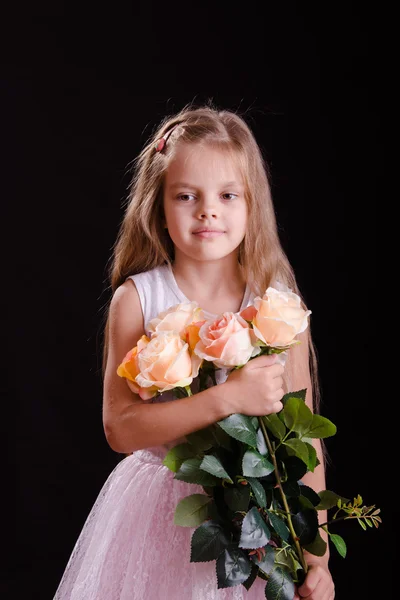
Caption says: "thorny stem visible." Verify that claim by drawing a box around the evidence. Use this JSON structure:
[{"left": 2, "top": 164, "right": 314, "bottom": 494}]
[{"left": 258, "top": 416, "right": 308, "bottom": 574}]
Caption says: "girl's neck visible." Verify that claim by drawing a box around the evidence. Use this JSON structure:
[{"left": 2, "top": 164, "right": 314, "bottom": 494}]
[{"left": 170, "top": 254, "right": 246, "bottom": 304}]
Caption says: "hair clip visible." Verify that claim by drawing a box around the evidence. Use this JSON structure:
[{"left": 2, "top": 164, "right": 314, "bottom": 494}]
[{"left": 155, "top": 124, "right": 180, "bottom": 153}]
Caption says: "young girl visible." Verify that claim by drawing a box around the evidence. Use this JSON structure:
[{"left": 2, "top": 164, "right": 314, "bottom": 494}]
[{"left": 54, "top": 104, "right": 334, "bottom": 599}]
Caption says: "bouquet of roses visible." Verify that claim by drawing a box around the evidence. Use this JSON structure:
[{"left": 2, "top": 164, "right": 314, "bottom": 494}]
[{"left": 117, "top": 285, "right": 381, "bottom": 600}]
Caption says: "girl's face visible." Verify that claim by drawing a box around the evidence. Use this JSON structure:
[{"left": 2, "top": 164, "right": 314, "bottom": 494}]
[{"left": 163, "top": 142, "right": 248, "bottom": 264}]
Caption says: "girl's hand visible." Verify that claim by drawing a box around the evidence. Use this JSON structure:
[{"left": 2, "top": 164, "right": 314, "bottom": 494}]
[
  {"left": 224, "top": 353, "right": 285, "bottom": 416},
  {"left": 294, "top": 559, "right": 334, "bottom": 600}
]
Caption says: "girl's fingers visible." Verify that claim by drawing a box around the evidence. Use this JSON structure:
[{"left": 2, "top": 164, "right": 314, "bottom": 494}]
[{"left": 298, "top": 570, "right": 321, "bottom": 597}]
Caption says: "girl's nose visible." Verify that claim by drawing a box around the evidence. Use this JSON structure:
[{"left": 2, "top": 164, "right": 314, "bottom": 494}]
[{"left": 196, "top": 197, "right": 219, "bottom": 219}]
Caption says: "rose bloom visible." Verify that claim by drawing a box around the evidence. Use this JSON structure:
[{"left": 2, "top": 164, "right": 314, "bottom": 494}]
[
  {"left": 148, "top": 302, "right": 204, "bottom": 339},
  {"left": 117, "top": 335, "right": 152, "bottom": 397},
  {"left": 194, "top": 312, "right": 260, "bottom": 369},
  {"left": 185, "top": 320, "right": 205, "bottom": 352},
  {"left": 135, "top": 331, "right": 202, "bottom": 399},
  {"left": 243, "top": 286, "right": 311, "bottom": 348}
]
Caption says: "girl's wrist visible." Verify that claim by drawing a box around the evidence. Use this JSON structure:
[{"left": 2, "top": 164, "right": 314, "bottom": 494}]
[
  {"left": 215, "top": 380, "right": 240, "bottom": 418},
  {"left": 302, "top": 549, "right": 330, "bottom": 567}
]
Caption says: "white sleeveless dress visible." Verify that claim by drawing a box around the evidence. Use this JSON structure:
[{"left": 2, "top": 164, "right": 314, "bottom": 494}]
[{"left": 53, "top": 263, "right": 271, "bottom": 599}]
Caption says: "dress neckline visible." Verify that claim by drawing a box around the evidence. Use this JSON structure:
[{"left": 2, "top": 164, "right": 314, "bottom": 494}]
[{"left": 162, "top": 262, "right": 252, "bottom": 318}]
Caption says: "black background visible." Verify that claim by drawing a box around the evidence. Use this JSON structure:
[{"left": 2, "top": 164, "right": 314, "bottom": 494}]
[{"left": 4, "top": 3, "right": 387, "bottom": 599}]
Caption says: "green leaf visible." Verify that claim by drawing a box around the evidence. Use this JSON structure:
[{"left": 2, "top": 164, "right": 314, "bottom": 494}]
[
  {"left": 251, "top": 544, "right": 275, "bottom": 575},
  {"left": 175, "top": 458, "right": 220, "bottom": 486},
  {"left": 278, "top": 411, "right": 286, "bottom": 425},
  {"left": 216, "top": 546, "right": 252, "bottom": 588},
  {"left": 283, "top": 439, "right": 309, "bottom": 467},
  {"left": 242, "top": 563, "right": 259, "bottom": 590},
  {"left": 282, "top": 396, "right": 313, "bottom": 435},
  {"left": 265, "top": 566, "right": 295, "bottom": 600},
  {"left": 358, "top": 518, "right": 367, "bottom": 531},
  {"left": 282, "top": 480, "right": 300, "bottom": 498},
  {"left": 200, "top": 455, "right": 233, "bottom": 483},
  {"left": 329, "top": 533, "right": 347, "bottom": 558},
  {"left": 273, "top": 549, "right": 301, "bottom": 574},
  {"left": 299, "top": 484, "right": 321, "bottom": 507},
  {"left": 299, "top": 496, "right": 318, "bottom": 511},
  {"left": 186, "top": 427, "right": 215, "bottom": 452},
  {"left": 282, "top": 388, "right": 307, "bottom": 405},
  {"left": 315, "top": 490, "right": 351, "bottom": 511},
  {"left": 247, "top": 477, "right": 267, "bottom": 508},
  {"left": 162, "top": 443, "right": 197, "bottom": 472},
  {"left": 256, "top": 427, "right": 269, "bottom": 456},
  {"left": 303, "top": 531, "right": 327, "bottom": 557},
  {"left": 305, "top": 441, "right": 317, "bottom": 472},
  {"left": 217, "top": 414, "right": 258, "bottom": 447},
  {"left": 190, "top": 520, "right": 231, "bottom": 562},
  {"left": 262, "top": 413, "right": 286, "bottom": 441},
  {"left": 242, "top": 449, "right": 274, "bottom": 477},
  {"left": 365, "top": 518, "right": 373, "bottom": 528},
  {"left": 174, "top": 493, "right": 212, "bottom": 527},
  {"left": 305, "top": 414, "right": 337, "bottom": 439},
  {"left": 224, "top": 485, "right": 251, "bottom": 512},
  {"left": 292, "top": 509, "right": 319, "bottom": 545},
  {"left": 251, "top": 416, "right": 259, "bottom": 429},
  {"left": 283, "top": 456, "right": 308, "bottom": 482},
  {"left": 239, "top": 506, "right": 271, "bottom": 549},
  {"left": 266, "top": 510, "right": 290, "bottom": 542},
  {"left": 210, "top": 423, "right": 233, "bottom": 450}
]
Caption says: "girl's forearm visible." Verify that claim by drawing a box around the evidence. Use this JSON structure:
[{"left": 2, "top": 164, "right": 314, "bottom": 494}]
[{"left": 106, "top": 383, "right": 235, "bottom": 454}]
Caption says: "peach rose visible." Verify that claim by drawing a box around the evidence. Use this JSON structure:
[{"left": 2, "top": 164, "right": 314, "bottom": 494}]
[
  {"left": 135, "top": 331, "right": 202, "bottom": 398},
  {"left": 194, "top": 312, "right": 260, "bottom": 369},
  {"left": 239, "top": 305, "right": 257, "bottom": 322},
  {"left": 148, "top": 302, "right": 204, "bottom": 339},
  {"left": 251, "top": 286, "right": 311, "bottom": 347},
  {"left": 185, "top": 320, "right": 206, "bottom": 352},
  {"left": 116, "top": 335, "right": 154, "bottom": 398}
]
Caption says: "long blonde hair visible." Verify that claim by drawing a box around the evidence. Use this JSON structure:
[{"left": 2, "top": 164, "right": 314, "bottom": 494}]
[{"left": 101, "top": 102, "right": 321, "bottom": 413}]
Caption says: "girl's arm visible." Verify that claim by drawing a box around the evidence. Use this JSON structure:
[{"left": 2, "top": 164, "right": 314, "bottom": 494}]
[
  {"left": 290, "top": 332, "right": 330, "bottom": 563},
  {"left": 106, "top": 381, "right": 235, "bottom": 454},
  {"left": 103, "top": 281, "right": 235, "bottom": 454},
  {"left": 301, "top": 438, "right": 329, "bottom": 564}
]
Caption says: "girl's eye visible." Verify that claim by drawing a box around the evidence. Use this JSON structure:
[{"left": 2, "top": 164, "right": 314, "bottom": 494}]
[
  {"left": 176, "top": 193, "right": 237, "bottom": 202},
  {"left": 177, "top": 194, "right": 195, "bottom": 202}
]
